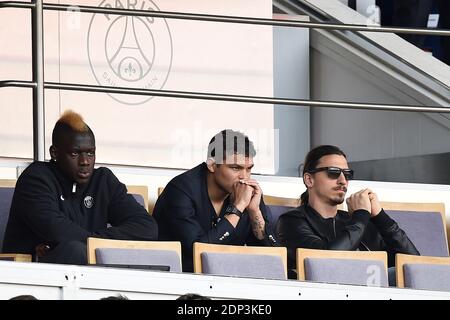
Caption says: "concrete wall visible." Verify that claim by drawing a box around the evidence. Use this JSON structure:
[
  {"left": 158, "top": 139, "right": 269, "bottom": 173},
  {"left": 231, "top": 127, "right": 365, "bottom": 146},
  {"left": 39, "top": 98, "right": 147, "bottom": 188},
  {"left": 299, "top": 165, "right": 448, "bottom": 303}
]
[
  {"left": 306, "top": 0, "right": 450, "bottom": 172},
  {"left": 310, "top": 46, "right": 450, "bottom": 163},
  {"left": 350, "top": 152, "right": 450, "bottom": 184},
  {"left": 273, "top": 15, "right": 310, "bottom": 177},
  {"left": 2, "top": 260, "right": 450, "bottom": 300},
  {"left": 0, "top": 4, "right": 313, "bottom": 178}
]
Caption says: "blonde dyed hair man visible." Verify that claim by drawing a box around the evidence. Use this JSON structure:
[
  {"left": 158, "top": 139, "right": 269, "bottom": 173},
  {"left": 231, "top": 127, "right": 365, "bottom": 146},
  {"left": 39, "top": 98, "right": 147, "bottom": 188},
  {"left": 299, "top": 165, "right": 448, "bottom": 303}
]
[{"left": 3, "top": 110, "right": 158, "bottom": 264}]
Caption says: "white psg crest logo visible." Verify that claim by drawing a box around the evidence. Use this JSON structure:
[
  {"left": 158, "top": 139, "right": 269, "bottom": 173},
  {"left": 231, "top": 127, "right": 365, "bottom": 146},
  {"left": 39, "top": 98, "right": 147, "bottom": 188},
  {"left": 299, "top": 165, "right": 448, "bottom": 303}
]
[
  {"left": 87, "top": 0, "right": 173, "bottom": 105},
  {"left": 84, "top": 196, "right": 94, "bottom": 209}
]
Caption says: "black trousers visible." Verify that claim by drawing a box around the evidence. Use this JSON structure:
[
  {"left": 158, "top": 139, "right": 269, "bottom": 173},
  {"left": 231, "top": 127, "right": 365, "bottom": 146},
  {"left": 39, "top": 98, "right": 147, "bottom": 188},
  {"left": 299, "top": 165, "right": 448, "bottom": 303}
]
[
  {"left": 376, "top": 0, "right": 448, "bottom": 65},
  {"left": 438, "top": 0, "right": 449, "bottom": 64},
  {"left": 348, "top": 0, "right": 356, "bottom": 10},
  {"left": 39, "top": 240, "right": 87, "bottom": 265},
  {"left": 377, "top": 0, "right": 433, "bottom": 47}
]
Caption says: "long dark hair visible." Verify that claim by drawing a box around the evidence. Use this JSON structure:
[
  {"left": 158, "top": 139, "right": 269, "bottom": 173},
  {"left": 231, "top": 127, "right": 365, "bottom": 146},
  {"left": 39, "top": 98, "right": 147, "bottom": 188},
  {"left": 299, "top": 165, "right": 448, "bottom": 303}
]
[{"left": 300, "top": 145, "right": 347, "bottom": 205}]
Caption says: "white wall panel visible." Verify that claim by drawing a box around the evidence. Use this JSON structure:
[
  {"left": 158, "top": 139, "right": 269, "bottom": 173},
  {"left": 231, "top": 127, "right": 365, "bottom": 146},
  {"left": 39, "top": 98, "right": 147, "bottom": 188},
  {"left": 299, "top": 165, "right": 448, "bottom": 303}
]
[{"left": 0, "top": 0, "right": 277, "bottom": 173}]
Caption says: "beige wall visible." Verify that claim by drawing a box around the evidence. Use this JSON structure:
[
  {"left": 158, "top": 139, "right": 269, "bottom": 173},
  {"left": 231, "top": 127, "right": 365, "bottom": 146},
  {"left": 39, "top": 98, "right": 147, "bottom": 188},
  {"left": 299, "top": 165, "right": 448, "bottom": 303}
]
[{"left": 0, "top": 0, "right": 276, "bottom": 173}]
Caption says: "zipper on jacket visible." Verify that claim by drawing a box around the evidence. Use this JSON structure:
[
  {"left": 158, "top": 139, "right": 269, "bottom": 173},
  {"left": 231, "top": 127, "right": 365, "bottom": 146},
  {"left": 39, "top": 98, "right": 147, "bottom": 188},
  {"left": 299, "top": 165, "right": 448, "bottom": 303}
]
[
  {"left": 360, "top": 241, "right": 371, "bottom": 251},
  {"left": 333, "top": 218, "right": 336, "bottom": 238},
  {"left": 334, "top": 215, "right": 370, "bottom": 251}
]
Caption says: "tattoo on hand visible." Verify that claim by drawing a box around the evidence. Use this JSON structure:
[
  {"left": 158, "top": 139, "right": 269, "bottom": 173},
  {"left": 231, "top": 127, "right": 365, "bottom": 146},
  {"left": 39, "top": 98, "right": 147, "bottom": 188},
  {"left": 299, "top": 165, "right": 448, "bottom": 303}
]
[{"left": 251, "top": 216, "right": 265, "bottom": 240}]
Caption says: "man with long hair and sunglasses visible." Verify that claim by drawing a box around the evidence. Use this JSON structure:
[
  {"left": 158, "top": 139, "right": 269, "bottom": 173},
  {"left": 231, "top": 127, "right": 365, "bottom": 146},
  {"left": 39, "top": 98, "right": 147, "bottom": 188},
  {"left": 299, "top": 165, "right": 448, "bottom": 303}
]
[{"left": 276, "top": 145, "right": 419, "bottom": 280}]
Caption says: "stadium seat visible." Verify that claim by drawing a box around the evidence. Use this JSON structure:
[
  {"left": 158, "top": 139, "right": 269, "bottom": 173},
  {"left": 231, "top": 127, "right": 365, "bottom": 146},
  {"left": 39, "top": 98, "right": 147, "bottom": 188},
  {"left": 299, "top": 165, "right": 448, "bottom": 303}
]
[
  {"left": 0, "top": 254, "right": 32, "bottom": 262},
  {"left": 193, "top": 242, "right": 287, "bottom": 280},
  {"left": 263, "top": 195, "right": 299, "bottom": 227},
  {"left": 380, "top": 201, "right": 448, "bottom": 257},
  {"left": 297, "top": 248, "right": 388, "bottom": 287},
  {"left": 87, "top": 237, "right": 182, "bottom": 272},
  {"left": 396, "top": 253, "right": 450, "bottom": 291},
  {"left": 126, "top": 185, "right": 149, "bottom": 212},
  {"left": 0, "top": 179, "right": 32, "bottom": 262}
]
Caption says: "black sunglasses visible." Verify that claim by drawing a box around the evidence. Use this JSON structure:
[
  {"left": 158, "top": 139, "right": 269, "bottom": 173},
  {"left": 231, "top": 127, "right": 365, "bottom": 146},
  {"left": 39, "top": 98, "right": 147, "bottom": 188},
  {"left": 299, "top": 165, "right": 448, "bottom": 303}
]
[{"left": 308, "top": 167, "right": 354, "bottom": 180}]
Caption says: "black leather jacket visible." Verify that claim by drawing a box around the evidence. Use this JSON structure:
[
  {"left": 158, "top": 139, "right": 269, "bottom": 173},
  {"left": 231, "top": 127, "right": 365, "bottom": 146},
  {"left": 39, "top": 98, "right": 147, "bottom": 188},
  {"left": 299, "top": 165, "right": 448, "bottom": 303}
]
[{"left": 276, "top": 204, "right": 419, "bottom": 270}]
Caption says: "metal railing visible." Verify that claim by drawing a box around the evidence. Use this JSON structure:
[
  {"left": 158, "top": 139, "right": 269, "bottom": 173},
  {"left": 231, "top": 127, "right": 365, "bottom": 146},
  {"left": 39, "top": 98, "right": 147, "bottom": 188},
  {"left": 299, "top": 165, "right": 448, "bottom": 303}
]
[
  {"left": 1, "top": 1, "right": 449, "bottom": 35},
  {"left": 0, "top": 0, "right": 449, "bottom": 161},
  {"left": 2, "top": 80, "right": 450, "bottom": 114}
]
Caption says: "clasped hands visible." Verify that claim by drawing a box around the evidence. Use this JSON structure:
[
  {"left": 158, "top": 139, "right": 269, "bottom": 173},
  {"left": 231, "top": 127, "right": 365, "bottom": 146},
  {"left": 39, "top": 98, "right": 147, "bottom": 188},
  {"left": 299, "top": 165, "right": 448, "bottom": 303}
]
[
  {"left": 346, "top": 188, "right": 382, "bottom": 217},
  {"left": 231, "top": 179, "right": 262, "bottom": 215}
]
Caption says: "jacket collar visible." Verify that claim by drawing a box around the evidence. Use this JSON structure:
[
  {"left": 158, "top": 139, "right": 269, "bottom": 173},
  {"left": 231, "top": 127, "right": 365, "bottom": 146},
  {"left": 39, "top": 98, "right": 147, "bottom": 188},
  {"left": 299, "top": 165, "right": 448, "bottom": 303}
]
[
  {"left": 47, "top": 160, "right": 89, "bottom": 196},
  {"left": 302, "top": 204, "right": 350, "bottom": 240},
  {"left": 302, "top": 205, "right": 332, "bottom": 240}
]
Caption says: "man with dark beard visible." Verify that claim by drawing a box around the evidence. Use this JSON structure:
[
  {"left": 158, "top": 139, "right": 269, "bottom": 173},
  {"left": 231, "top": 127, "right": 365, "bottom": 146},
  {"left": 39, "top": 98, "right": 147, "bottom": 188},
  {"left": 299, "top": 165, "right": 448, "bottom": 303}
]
[{"left": 276, "top": 145, "right": 419, "bottom": 279}]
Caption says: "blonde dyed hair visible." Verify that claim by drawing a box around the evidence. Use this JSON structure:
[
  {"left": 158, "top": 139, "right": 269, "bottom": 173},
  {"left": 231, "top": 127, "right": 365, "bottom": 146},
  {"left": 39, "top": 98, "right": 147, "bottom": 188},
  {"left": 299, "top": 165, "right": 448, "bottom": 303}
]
[
  {"left": 52, "top": 109, "right": 94, "bottom": 147},
  {"left": 57, "top": 110, "right": 88, "bottom": 132}
]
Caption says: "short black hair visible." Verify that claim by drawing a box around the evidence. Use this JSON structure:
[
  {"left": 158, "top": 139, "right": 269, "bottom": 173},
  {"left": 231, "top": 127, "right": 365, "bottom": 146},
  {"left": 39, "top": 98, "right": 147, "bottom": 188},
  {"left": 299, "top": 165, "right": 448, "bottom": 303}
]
[
  {"left": 176, "top": 293, "right": 211, "bottom": 300},
  {"left": 9, "top": 294, "right": 38, "bottom": 300},
  {"left": 207, "top": 129, "right": 256, "bottom": 163},
  {"left": 100, "top": 294, "right": 129, "bottom": 300}
]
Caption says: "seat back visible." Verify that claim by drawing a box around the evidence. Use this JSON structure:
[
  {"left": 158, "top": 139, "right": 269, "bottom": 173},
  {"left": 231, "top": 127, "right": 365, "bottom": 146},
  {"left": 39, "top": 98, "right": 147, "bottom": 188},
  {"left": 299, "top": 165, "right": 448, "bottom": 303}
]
[
  {"left": 193, "top": 242, "right": 287, "bottom": 280},
  {"left": 87, "top": 237, "right": 182, "bottom": 272},
  {"left": 297, "top": 248, "right": 388, "bottom": 287},
  {"left": 396, "top": 253, "right": 450, "bottom": 291},
  {"left": 0, "top": 254, "right": 32, "bottom": 262},
  {"left": 263, "top": 195, "right": 299, "bottom": 227},
  {"left": 381, "top": 202, "right": 448, "bottom": 257},
  {"left": 126, "top": 185, "right": 149, "bottom": 212},
  {"left": 0, "top": 180, "right": 16, "bottom": 252}
]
